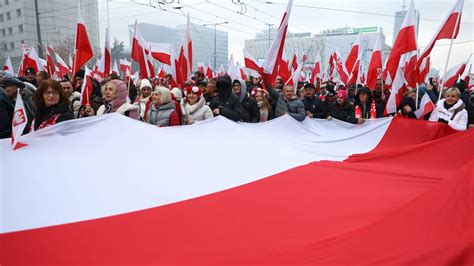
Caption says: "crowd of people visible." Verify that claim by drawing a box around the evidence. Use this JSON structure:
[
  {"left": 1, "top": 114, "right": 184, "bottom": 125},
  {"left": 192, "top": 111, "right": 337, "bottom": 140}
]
[{"left": 1, "top": 67, "right": 473, "bottom": 139}]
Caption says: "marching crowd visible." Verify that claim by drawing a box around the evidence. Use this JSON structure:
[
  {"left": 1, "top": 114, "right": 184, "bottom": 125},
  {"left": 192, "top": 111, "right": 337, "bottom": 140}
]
[{"left": 1, "top": 67, "right": 473, "bottom": 139}]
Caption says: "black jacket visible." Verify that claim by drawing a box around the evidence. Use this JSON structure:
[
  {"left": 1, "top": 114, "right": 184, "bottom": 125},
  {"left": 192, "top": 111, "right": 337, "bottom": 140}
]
[
  {"left": 241, "top": 94, "right": 260, "bottom": 123},
  {"left": 209, "top": 76, "right": 245, "bottom": 122},
  {"left": 0, "top": 89, "right": 14, "bottom": 138},
  {"left": 399, "top": 97, "right": 417, "bottom": 119},
  {"left": 466, "top": 96, "right": 474, "bottom": 126},
  {"left": 330, "top": 101, "right": 357, "bottom": 124},
  {"left": 33, "top": 102, "right": 74, "bottom": 131},
  {"left": 302, "top": 96, "right": 327, "bottom": 118}
]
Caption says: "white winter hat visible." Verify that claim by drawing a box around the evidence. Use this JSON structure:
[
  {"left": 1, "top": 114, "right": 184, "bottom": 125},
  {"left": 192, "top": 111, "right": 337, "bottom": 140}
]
[
  {"left": 140, "top": 79, "right": 152, "bottom": 90},
  {"left": 170, "top": 87, "right": 183, "bottom": 101}
]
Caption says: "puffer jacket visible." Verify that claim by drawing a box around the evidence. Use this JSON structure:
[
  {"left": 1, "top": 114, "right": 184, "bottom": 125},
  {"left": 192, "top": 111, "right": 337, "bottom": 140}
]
[
  {"left": 330, "top": 100, "right": 357, "bottom": 124},
  {"left": 266, "top": 84, "right": 305, "bottom": 121},
  {"left": 147, "top": 102, "right": 180, "bottom": 127},
  {"left": 429, "top": 99, "right": 468, "bottom": 131},
  {"left": 181, "top": 96, "right": 213, "bottom": 125}
]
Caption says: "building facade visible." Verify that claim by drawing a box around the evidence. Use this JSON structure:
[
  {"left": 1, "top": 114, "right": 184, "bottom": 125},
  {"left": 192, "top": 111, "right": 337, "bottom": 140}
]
[
  {"left": 0, "top": 0, "right": 100, "bottom": 72},
  {"left": 245, "top": 26, "right": 392, "bottom": 75},
  {"left": 131, "top": 22, "right": 229, "bottom": 72}
]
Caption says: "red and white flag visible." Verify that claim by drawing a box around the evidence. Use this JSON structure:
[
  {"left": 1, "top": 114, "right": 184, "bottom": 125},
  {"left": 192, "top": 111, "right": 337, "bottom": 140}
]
[
  {"left": 346, "top": 34, "right": 361, "bottom": 80},
  {"left": 131, "top": 21, "right": 152, "bottom": 79},
  {"left": 158, "top": 65, "right": 167, "bottom": 79},
  {"left": 366, "top": 33, "right": 383, "bottom": 90},
  {"left": 169, "top": 43, "right": 180, "bottom": 88},
  {"left": 197, "top": 62, "right": 205, "bottom": 74},
  {"left": 415, "top": 93, "right": 435, "bottom": 119},
  {"left": 385, "top": 67, "right": 406, "bottom": 115},
  {"left": 11, "top": 89, "right": 28, "bottom": 150},
  {"left": 112, "top": 60, "right": 119, "bottom": 76},
  {"left": 441, "top": 57, "right": 469, "bottom": 88},
  {"left": 150, "top": 42, "right": 171, "bottom": 65},
  {"left": 310, "top": 51, "right": 322, "bottom": 85},
  {"left": 262, "top": 0, "right": 293, "bottom": 84},
  {"left": 119, "top": 59, "right": 131, "bottom": 77},
  {"left": 205, "top": 64, "right": 213, "bottom": 79},
  {"left": 402, "top": 50, "right": 418, "bottom": 88},
  {"left": 227, "top": 54, "right": 240, "bottom": 82},
  {"left": 101, "top": 28, "right": 112, "bottom": 77},
  {"left": 333, "top": 49, "right": 350, "bottom": 85},
  {"left": 179, "top": 13, "right": 193, "bottom": 80},
  {"left": 384, "top": 0, "right": 418, "bottom": 87},
  {"left": 2, "top": 55, "right": 14, "bottom": 75},
  {"left": 79, "top": 66, "right": 93, "bottom": 106},
  {"left": 55, "top": 52, "right": 70, "bottom": 78},
  {"left": 73, "top": 0, "right": 94, "bottom": 74},
  {"left": 462, "top": 64, "right": 471, "bottom": 87},
  {"left": 417, "top": 55, "right": 430, "bottom": 84},
  {"left": 68, "top": 54, "right": 73, "bottom": 70},
  {"left": 243, "top": 49, "right": 262, "bottom": 74},
  {"left": 23, "top": 47, "right": 47, "bottom": 73},
  {"left": 278, "top": 51, "right": 292, "bottom": 84},
  {"left": 45, "top": 46, "right": 56, "bottom": 78},
  {"left": 415, "top": 0, "right": 464, "bottom": 83}
]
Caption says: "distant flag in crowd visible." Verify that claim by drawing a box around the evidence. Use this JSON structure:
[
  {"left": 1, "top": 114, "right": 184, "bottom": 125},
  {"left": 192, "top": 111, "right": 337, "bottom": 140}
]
[
  {"left": 310, "top": 50, "right": 322, "bottom": 85},
  {"left": 55, "top": 53, "right": 70, "bottom": 78},
  {"left": 333, "top": 49, "right": 350, "bottom": 85},
  {"left": 205, "top": 64, "right": 213, "bottom": 79},
  {"left": 158, "top": 65, "right": 167, "bottom": 79},
  {"left": 80, "top": 66, "right": 93, "bottom": 106},
  {"left": 415, "top": 93, "right": 435, "bottom": 119},
  {"left": 278, "top": 51, "right": 291, "bottom": 84},
  {"left": 45, "top": 46, "right": 56, "bottom": 78},
  {"left": 11, "top": 89, "right": 28, "bottom": 150},
  {"left": 68, "top": 54, "right": 73, "bottom": 70},
  {"left": 441, "top": 55, "right": 470, "bottom": 88},
  {"left": 415, "top": 0, "right": 464, "bottom": 83},
  {"left": 169, "top": 42, "right": 180, "bottom": 88},
  {"left": 3, "top": 55, "right": 14, "bottom": 75},
  {"left": 197, "top": 62, "right": 205, "bottom": 74},
  {"left": 243, "top": 49, "right": 262, "bottom": 75},
  {"left": 149, "top": 42, "right": 171, "bottom": 65},
  {"left": 345, "top": 34, "right": 361, "bottom": 82},
  {"left": 112, "top": 60, "right": 119, "bottom": 76},
  {"left": 102, "top": 28, "right": 112, "bottom": 77},
  {"left": 384, "top": 0, "right": 417, "bottom": 87},
  {"left": 262, "top": 0, "right": 293, "bottom": 85},
  {"left": 385, "top": 67, "right": 406, "bottom": 115},
  {"left": 227, "top": 54, "right": 240, "bottom": 82},
  {"left": 366, "top": 33, "right": 383, "bottom": 90},
  {"left": 119, "top": 58, "right": 131, "bottom": 77},
  {"left": 73, "top": 0, "right": 94, "bottom": 74},
  {"left": 462, "top": 64, "right": 471, "bottom": 86}
]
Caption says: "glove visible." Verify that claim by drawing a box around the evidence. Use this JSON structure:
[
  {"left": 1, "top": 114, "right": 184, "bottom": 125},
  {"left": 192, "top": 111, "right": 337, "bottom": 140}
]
[{"left": 438, "top": 118, "right": 449, "bottom": 124}]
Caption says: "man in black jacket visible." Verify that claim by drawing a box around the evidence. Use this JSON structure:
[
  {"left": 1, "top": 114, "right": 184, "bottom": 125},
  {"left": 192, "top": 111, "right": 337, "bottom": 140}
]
[
  {"left": 209, "top": 75, "right": 245, "bottom": 122},
  {"left": 301, "top": 83, "right": 327, "bottom": 119},
  {"left": 0, "top": 78, "right": 25, "bottom": 138},
  {"left": 233, "top": 79, "right": 259, "bottom": 123}
]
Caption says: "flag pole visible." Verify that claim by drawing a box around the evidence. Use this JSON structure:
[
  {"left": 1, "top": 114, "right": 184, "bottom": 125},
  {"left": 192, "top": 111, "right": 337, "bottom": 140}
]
[
  {"left": 415, "top": 84, "right": 419, "bottom": 109},
  {"left": 438, "top": 11, "right": 462, "bottom": 102},
  {"left": 128, "top": 21, "right": 138, "bottom": 98}
]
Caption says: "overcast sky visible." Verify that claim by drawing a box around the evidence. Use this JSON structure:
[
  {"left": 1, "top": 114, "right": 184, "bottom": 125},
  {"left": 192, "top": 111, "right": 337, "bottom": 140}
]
[{"left": 97, "top": 0, "right": 474, "bottom": 72}]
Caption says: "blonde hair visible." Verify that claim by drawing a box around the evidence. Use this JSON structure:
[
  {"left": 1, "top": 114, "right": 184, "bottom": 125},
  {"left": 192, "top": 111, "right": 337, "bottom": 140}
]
[{"left": 445, "top": 87, "right": 460, "bottom": 98}]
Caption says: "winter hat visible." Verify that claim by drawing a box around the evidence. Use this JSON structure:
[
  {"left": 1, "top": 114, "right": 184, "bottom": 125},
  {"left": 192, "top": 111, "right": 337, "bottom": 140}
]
[
  {"left": 184, "top": 85, "right": 202, "bottom": 97},
  {"left": 107, "top": 79, "right": 128, "bottom": 112},
  {"left": 303, "top": 83, "right": 315, "bottom": 89},
  {"left": 155, "top": 86, "right": 172, "bottom": 104},
  {"left": 251, "top": 87, "right": 268, "bottom": 97},
  {"left": 216, "top": 75, "right": 232, "bottom": 98},
  {"left": 140, "top": 79, "right": 152, "bottom": 90},
  {"left": 171, "top": 87, "right": 183, "bottom": 101},
  {"left": 74, "top": 69, "right": 85, "bottom": 79},
  {"left": 233, "top": 79, "right": 242, "bottom": 86},
  {"left": 25, "top": 67, "right": 36, "bottom": 75},
  {"left": 336, "top": 90, "right": 347, "bottom": 99}
]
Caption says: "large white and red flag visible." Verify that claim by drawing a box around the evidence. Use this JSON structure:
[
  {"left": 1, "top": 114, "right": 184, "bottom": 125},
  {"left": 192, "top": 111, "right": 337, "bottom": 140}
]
[
  {"left": 384, "top": 0, "right": 418, "bottom": 86},
  {"left": 2, "top": 55, "right": 14, "bottom": 75},
  {"left": 262, "top": 0, "right": 293, "bottom": 84},
  {"left": 415, "top": 0, "right": 464, "bottom": 82},
  {"left": 11, "top": 89, "right": 28, "bottom": 150},
  {"left": 131, "top": 21, "right": 152, "bottom": 79},
  {"left": 415, "top": 93, "right": 435, "bottom": 119},
  {"left": 310, "top": 50, "right": 322, "bottom": 85},
  {"left": 345, "top": 34, "right": 361, "bottom": 80},
  {"left": 366, "top": 33, "right": 383, "bottom": 90},
  {"left": 73, "top": 0, "right": 93, "bottom": 74},
  {"left": 441, "top": 56, "right": 470, "bottom": 88},
  {"left": 385, "top": 67, "right": 407, "bottom": 115},
  {"left": 79, "top": 66, "right": 93, "bottom": 106},
  {"left": 243, "top": 49, "right": 262, "bottom": 74},
  {"left": 149, "top": 42, "right": 171, "bottom": 65},
  {"left": 278, "top": 51, "right": 292, "bottom": 83}
]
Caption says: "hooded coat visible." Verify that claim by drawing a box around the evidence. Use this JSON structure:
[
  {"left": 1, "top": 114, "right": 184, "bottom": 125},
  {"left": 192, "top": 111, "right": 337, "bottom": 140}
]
[
  {"left": 429, "top": 99, "right": 468, "bottom": 131},
  {"left": 265, "top": 83, "right": 306, "bottom": 122},
  {"left": 209, "top": 76, "right": 245, "bottom": 122}
]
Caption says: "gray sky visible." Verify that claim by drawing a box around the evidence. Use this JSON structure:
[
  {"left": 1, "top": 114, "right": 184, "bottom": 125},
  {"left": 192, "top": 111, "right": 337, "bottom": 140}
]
[{"left": 97, "top": 0, "right": 474, "bottom": 72}]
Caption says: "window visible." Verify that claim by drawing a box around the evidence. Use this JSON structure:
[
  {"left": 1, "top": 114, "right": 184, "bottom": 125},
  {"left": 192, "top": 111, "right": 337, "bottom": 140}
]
[
  {"left": 7, "top": 27, "right": 12, "bottom": 35},
  {"left": 3, "top": 43, "right": 8, "bottom": 51},
  {"left": 18, "top": 25, "right": 23, "bottom": 32},
  {"left": 5, "top": 0, "right": 9, "bottom": 5},
  {"left": 0, "top": 14, "right": 3, "bottom": 22},
  {"left": 16, "top": 8, "right": 21, "bottom": 17},
  {"left": 9, "top": 42, "right": 14, "bottom": 50},
  {"left": 6, "top": 12, "right": 10, "bottom": 20},
  {"left": 0, "top": 29, "right": 5, "bottom": 36}
]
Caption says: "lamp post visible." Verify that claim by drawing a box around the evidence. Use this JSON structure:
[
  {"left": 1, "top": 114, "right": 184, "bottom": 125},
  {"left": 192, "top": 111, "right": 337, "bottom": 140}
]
[{"left": 202, "top": 21, "right": 228, "bottom": 71}]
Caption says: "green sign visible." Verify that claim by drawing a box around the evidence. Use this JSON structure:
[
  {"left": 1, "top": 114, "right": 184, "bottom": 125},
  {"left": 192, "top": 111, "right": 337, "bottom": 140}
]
[{"left": 353, "top": 27, "right": 378, "bottom": 33}]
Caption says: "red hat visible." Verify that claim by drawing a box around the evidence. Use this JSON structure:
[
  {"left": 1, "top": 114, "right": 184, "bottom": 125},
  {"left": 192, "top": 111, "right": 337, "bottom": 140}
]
[
  {"left": 184, "top": 85, "right": 202, "bottom": 96},
  {"left": 251, "top": 87, "right": 268, "bottom": 97},
  {"left": 336, "top": 90, "right": 347, "bottom": 99}
]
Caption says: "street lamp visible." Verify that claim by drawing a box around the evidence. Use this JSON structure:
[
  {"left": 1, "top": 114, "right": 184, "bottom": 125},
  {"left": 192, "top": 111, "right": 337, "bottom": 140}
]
[{"left": 202, "top": 21, "right": 229, "bottom": 71}]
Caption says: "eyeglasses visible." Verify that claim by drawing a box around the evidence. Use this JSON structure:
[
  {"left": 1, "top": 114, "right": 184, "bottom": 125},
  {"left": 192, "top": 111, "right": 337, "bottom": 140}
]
[{"left": 43, "top": 90, "right": 59, "bottom": 96}]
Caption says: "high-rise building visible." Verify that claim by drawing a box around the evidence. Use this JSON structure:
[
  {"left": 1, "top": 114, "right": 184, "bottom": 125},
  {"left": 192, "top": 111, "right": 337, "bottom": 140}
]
[
  {"left": 0, "top": 0, "right": 100, "bottom": 72},
  {"left": 130, "top": 22, "right": 229, "bottom": 72},
  {"left": 245, "top": 26, "right": 392, "bottom": 74}
]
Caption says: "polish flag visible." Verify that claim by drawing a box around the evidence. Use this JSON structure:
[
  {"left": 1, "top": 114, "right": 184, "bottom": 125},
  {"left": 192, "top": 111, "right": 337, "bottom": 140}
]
[
  {"left": 385, "top": 67, "right": 407, "bottom": 115},
  {"left": 112, "top": 60, "right": 119, "bottom": 76},
  {"left": 197, "top": 62, "right": 204, "bottom": 74},
  {"left": 345, "top": 34, "right": 361, "bottom": 78},
  {"left": 347, "top": 56, "right": 360, "bottom": 86},
  {"left": 45, "top": 46, "right": 56, "bottom": 78},
  {"left": 328, "top": 53, "right": 335, "bottom": 81},
  {"left": 415, "top": 0, "right": 464, "bottom": 82},
  {"left": 290, "top": 53, "right": 298, "bottom": 72},
  {"left": 227, "top": 54, "right": 240, "bottom": 82},
  {"left": 149, "top": 42, "right": 171, "bottom": 65},
  {"left": 131, "top": 21, "right": 152, "bottom": 79},
  {"left": 169, "top": 43, "right": 180, "bottom": 88},
  {"left": 79, "top": 66, "right": 93, "bottom": 106},
  {"left": 262, "top": 0, "right": 293, "bottom": 84},
  {"left": 462, "top": 64, "right": 471, "bottom": 87},
  {"left": 68, "top": 54, "right": 73, "bottom": 70},
  {"left": 384, "top": 0, "right": 418, "bottom": 87},
  {"left": 243, "top": 49, "right": 263, "bottom": 74},
  {"left": 416, "top": 55, "right": 430, "bottom": 84},
  {"left": 2, "top": 55, "right": 14, "bottom": 75},
  {"left": 285, "top": 58, "right": 303, "bottom": 91},
  {"left": 23, "top": 47, "right": 47, "bottom": 73},
  {"left": 441, "top": 56, "right": 470, "bottom": 88},
  {"left": 3, "top": 114, "right": 472, "bottom": 265},
  {"left": 102, "top": 28, "right": 112, "bottom": 77},
  {"left": 402, "top": 50, "right": 418, "bottom": 88},
  {"left": 73, "top": 0, "right": 94, "bottom": 74},
  {"left": 278, "top": 51, "right": 292, "bottom": 84},
  {"left": 333, "top": 49, "right": 350, "bottom": 85},
  {"left": 415, "top": 93, "right": 435, "bottom": 119},
  {"left": 240, "top": 67, "right": 248, "bottom": 80},
  {"left": 11, "top": 89, "right": 28, "bottom": 150},
  {"left": 205, "top": 64, "right": 213, "bottom": 79},
  {"left": 55, "top": 52, "right": 70, "bottom": 78},
  {"left": 119, "top": 59, "right": 131, "bottom": 77},
  {"left": 310, "top": 51, "right": 322, "bottom": 85},
  {"left": 366, "top": 33, "right": 383, "bottom": 90},
  {"left": 179, "top": 13, "right": 193, "bottom": 80},
  {"left": 158, "top": 65, "right": 167, "bottom": 79}
]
